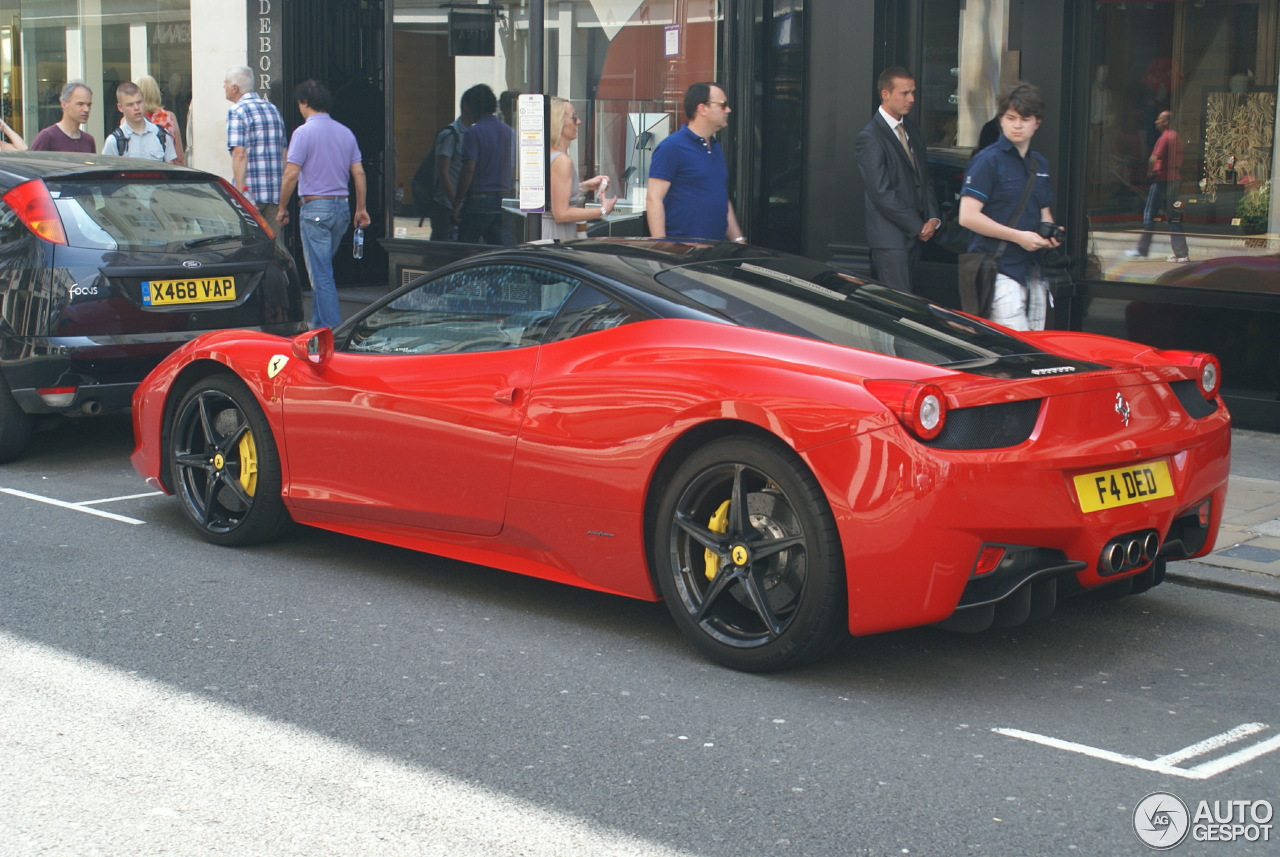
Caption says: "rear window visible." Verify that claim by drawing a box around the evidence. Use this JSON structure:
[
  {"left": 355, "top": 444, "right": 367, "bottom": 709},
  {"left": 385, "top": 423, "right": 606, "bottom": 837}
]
[
  {"left": 654, "top": 259, "right": 1106, "bottom": 375},
  {"left": 46, "top": 177, "right": 256, "bottom": 251}
]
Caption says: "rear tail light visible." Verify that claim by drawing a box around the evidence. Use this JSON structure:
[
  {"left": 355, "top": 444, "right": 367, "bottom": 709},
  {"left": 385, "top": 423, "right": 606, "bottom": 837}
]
[
  {"left": 3, "top": 180, "right": 68, "bottom": 245},
  {"left": 1156, "top": 350, "right": 1222, "bottom": 399},
  {"left": 37, "top": 387, "right": 77, "bottom": 408},
  {"left": 866, "top": 380, "right": 948, "bottom": 441},
  {"left": 974, "top": 546, "right": 1005, "bottom": 576},
  {"left": 218, "top": 177, "right": 275, "bottom": 239}
]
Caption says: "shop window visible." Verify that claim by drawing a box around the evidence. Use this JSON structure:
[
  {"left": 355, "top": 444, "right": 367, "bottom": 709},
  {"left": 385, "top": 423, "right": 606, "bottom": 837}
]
[
  {"left": 1083, "top": 0, "right": 1278, "bottom": 292},
  {"left": 390, "top": 0, "right": 722, "bottom": 245}
]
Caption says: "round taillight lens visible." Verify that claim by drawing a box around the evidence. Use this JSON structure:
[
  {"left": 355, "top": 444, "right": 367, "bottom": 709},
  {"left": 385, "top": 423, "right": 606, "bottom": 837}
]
[
  {"left": 1199, "top": 356, "right": 1220, "bottom": 398},
  {"left": 908, "top": 384, "right": 947, "bottom": 440},
  {"left": 865, "top": 380, "right": 949, "bottom": 441}
]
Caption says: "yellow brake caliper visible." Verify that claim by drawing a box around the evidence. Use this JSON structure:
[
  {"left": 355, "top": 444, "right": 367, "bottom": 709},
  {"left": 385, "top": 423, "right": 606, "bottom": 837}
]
[
  {"left": 704, "top": 500, "right": 731, "bottom": 580},
  {"left": 237, "top": 430, "right": 259, "bottom": 497}
]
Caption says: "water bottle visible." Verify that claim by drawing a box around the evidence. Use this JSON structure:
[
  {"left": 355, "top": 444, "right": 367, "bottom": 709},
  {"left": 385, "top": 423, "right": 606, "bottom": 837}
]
[{"left": 352, "top": 226, "right": 364, "bottom": 259}]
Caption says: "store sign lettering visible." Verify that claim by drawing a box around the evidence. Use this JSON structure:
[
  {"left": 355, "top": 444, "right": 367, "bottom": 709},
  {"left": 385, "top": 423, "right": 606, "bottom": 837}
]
[
  {"left": 248, "top": 0, "right": 283, "bottom": 98},
  {"left": 151, "top": 23, "right": 191, "bottom": 46}
]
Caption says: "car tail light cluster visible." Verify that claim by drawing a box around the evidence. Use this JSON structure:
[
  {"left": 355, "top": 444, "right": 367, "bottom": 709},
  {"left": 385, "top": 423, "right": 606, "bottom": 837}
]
[
  {"left": 3, "top": 180, "right": 68, "bottom": 245},
  {"left": 866, "top": 380, "right": 948, "bottom": 441},
  {"left": 1156, "top": 350, "right": 1222, "bottom": 400},
  {"left": 218, "top": 177, "right": 276, "bottom": 239}
]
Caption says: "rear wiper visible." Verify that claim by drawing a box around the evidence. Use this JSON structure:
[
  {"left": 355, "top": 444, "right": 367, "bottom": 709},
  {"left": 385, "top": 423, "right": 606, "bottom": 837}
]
[{"left": 183, "top": 233, "right": 239, "bottom": 249}]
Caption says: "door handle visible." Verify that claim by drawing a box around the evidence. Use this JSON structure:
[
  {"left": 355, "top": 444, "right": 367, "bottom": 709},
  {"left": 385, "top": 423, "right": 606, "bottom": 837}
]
[{"left": 493, "top": 387, "right": 518, "bottom": 405}]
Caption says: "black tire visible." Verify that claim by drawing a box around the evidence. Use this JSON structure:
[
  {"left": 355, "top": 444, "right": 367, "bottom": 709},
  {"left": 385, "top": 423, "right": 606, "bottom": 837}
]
[
  {"left": 653, "top": 435, "right": 848, "bottom": 671},
  {"left": 168, "top": 374, "right": 290, "bottom": 546},
  {"left": 0, "top": 371, "right": 34, "bottom": 464}
]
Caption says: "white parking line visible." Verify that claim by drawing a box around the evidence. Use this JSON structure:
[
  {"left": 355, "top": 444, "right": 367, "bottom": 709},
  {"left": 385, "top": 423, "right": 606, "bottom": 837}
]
[
  {"left": 993, "top": 722, "right": 1280, "bottom": 780},
  {"left": 0, "top": 487, "right": 160, "bottom": 526}
]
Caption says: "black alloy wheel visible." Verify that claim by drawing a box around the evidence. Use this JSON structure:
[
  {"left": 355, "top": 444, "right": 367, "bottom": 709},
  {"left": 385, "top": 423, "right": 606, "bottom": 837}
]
[
  {"left": 168, "top": 374, "right": 289, "bottom": 546},
  {"left": 654, "top": 435, "right": 847, "bottom": 671}
]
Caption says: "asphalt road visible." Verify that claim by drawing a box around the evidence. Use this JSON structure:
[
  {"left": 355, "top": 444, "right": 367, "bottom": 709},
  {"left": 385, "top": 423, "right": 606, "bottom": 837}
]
[{"left": 1, "top": 414, "right": 1277, "bottom": 856}]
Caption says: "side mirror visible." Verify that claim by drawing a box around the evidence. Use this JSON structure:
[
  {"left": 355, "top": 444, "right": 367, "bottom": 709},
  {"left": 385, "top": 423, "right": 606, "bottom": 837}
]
[{"left": 291, "top": 327, "right": 334, "bottom": 366}]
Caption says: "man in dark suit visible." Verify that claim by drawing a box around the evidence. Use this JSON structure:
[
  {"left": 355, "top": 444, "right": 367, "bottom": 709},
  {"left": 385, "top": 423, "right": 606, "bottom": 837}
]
[{"left": 855, "top": 66, "right": 940, "bottom": 293}]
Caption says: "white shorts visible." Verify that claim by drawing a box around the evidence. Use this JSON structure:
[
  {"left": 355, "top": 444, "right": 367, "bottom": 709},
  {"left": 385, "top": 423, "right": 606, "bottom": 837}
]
[{"left": 988, "top": 273, "right": 1048, "bottom": 331}]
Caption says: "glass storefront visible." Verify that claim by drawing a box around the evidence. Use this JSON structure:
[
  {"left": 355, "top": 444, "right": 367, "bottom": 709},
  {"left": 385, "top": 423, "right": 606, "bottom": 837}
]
[
  {"left": 1084, "top": 0, "right": 1278, "bottom": 282},
  {"left": 389, "top": 0, "right": 723, "bottom": 243},
  {"left": 1081, "top": 0, "right": 1280, "bottom": 413},
  {"left": 6, "top": 0, "right": 191, "bottom": 150}
]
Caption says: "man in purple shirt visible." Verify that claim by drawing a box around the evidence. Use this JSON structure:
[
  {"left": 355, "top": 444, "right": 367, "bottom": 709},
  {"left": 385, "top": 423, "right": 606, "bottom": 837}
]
[
  {"left": 277, "top": 79, "right": 371, "bottom": 330},
  {"left": 30, "top": 81, "right": 96, "bottom": 153},
  {"left": 451, "top": 84, "right": 515, "bottom": 245}
]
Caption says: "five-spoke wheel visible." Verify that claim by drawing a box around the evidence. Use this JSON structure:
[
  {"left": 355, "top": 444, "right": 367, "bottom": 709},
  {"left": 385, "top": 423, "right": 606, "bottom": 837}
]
[
  {"left": 654, "top": 436, "right": 847, "bottom": 671},
  {"left": 168, "top": 375, "right": 289, "bottom": 546}
]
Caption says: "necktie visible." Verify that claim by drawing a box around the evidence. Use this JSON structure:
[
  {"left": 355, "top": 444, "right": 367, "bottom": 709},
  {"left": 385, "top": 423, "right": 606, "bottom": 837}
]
[{"left": 895, "top": 123, "right": 915, "bottom": 166}]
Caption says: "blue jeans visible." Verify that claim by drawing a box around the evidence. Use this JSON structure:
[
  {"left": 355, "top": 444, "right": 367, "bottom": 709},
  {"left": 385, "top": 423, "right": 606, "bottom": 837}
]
[{"left": 299, "top": 197, "right": 350, "bottom": 328}]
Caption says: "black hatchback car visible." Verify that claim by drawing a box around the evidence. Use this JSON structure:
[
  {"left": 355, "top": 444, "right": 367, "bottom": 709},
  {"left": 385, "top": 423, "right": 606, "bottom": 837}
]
[{"left": 0, "top": 153, "right": 303, "bottom": 462}]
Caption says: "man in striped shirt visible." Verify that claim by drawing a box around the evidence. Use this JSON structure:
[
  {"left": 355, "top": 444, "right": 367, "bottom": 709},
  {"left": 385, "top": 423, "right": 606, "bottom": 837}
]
[{"left": 224, "top": 65, "right": 287, "bottom": 230}]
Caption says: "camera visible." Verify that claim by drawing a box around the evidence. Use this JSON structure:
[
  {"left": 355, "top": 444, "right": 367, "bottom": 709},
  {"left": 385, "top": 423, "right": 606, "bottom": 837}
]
[{"left": 1036, "top": 221, "right": 1065, "bottom": 241}]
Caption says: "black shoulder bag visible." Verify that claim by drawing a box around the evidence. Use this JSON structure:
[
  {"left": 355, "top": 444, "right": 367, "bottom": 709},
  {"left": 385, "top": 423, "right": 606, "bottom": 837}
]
[{"left": 958, "top": 158, "right": 1037, "bottom": 316}]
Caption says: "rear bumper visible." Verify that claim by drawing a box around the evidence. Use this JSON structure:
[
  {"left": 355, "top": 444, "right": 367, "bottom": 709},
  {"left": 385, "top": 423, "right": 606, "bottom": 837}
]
[
  {"left": 805, "top": 411, "right": 1232, "bottom": 636},
  {"left": 3, "top": 322, "right": 304, "bottom": 416}
]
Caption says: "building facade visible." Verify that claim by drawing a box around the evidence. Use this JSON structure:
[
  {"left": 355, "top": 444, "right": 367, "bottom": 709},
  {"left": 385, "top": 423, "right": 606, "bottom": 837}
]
[{"left": 12, "top": 0, "right": 1279, "bottom": 429}]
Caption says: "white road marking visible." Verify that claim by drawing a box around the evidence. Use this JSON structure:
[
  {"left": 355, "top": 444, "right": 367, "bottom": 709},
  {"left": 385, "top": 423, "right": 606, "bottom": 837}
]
[
  {"left": 0, "top": 631, "right": 698, "bottom": 856},
  {"left": 76, "top": 490, "right": 164, "bottom": 506},
  {"left": 993, "top": 723, "right": 1280, "bottom": 780},
  {"left": 0, "top": 487, "right": 152, "bottom": 525}
]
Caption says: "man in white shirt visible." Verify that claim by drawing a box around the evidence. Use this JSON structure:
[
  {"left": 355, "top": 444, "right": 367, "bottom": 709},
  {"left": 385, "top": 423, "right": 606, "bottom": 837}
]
[{"left": 101, "top": 82, "right": 177, "bottom": 162}]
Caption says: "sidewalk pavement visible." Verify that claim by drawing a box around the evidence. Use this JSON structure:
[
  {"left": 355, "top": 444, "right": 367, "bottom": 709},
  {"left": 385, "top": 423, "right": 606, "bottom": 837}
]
[
  {"left": 1166, "top": 428, "right": 1280, "bottom": 600},
  {"left": 316, "top": 286, "right": 1280, "bottom": 601}
]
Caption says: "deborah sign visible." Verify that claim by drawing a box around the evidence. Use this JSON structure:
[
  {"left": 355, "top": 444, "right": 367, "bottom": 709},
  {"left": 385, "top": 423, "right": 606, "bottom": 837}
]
[{"left": 248, "top": 0, "right": 284, "bottom": 99}]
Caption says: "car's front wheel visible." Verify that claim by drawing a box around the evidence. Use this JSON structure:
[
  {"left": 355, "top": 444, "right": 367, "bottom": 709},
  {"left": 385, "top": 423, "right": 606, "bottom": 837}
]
[
  {"left": 0, "top": 371, "right": 34, "bottom": 464},
  {"left": 653, "top": 436, "right": 848, "bottom": 671},
  {"left": 168, "top": 374, "right": 290, "bottom": 546}
]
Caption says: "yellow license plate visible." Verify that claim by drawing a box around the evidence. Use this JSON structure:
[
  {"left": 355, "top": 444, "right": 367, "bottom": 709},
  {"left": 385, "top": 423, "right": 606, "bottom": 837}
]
[
  {"left": 142, "top": 277, "right": 237, "bottom": 306},
  {"left": 1073, "top": 460, "right": 1175, "bottom": 513}
]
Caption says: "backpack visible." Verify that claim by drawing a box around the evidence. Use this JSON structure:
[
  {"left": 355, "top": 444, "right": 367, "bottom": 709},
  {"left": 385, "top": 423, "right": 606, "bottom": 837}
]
[
  {"left": 412, "top": 122, "right": 464, "bottom": 215},
  {"left": 111, "top": 124, "right": 169, "bottom": 160}
]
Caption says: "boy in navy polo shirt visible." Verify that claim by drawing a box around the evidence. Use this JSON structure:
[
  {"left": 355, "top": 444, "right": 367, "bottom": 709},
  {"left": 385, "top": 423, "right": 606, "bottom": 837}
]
[{"left": 958, "top": 82, "right": 1061, "bottom": 330}]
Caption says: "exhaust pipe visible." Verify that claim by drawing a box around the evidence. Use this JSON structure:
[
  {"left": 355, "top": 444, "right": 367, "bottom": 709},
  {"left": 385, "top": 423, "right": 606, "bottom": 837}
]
[
  {"left": 1142, "top": 532, "right": 1161, "bottom": 562},
  {"left": 1100, "top": 529, "right": 1162, "bottom": 576},
  {"left": 1103, "top": 542, "right": 1127, "bottom": 575},
  {"left": 80, "top": 400, "right": 102, "bottom": 416}
]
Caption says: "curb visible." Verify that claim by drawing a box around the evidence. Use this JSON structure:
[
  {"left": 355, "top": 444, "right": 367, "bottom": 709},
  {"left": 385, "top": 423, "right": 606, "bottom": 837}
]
[{"left": 1165, "top": 562, "right": 1280, "bottom": 601}]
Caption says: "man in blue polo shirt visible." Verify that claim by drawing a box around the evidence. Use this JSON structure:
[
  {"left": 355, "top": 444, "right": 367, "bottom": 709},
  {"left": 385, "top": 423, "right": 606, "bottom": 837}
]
[
  {"left": 646, "top": 82, "right": 745, "bottom": 244},
  {"left": 451, "top": 84, "right": 515, "bottom": 245}
]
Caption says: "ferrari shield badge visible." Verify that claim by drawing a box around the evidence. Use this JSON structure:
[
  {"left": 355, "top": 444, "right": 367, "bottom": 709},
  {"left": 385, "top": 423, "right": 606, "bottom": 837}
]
[{"left": 268, "top": 354, "right": 290, "bottom": 378}]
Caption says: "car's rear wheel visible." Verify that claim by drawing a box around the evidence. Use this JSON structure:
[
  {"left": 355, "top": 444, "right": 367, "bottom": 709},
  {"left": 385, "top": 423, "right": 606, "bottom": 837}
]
[
  {"left": 0, "top": 371, "right": 34, "bottom": 464},
  {"left": 168, "top": 374, "right": 289, "bottom": 546},
  {"left": 653, "top": 436, "right": 847, "bottom": 671}
]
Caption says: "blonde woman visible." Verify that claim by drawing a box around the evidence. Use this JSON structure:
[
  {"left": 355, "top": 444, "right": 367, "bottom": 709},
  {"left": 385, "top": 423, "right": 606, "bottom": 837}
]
[
  {"left": 136, "top": 74, "right": 185, "bottom": 165},
  {"left": 0, "top": 117, "right": 27, "bottom": 151},
  {"left": 542, "top": 96, "right": 615, "bottom": 240}
]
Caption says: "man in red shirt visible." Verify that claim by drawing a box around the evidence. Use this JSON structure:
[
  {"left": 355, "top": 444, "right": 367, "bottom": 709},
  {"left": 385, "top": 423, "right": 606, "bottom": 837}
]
[
  {"left": 1125, "top": 110, "right": 1189, "bottom": 263},
  {"left": 30, "top": 81, "right": 96, "bottom": 153}
]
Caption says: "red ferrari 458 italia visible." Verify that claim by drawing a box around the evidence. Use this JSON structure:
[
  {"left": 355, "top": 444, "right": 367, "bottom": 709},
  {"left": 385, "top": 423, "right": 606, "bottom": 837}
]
[{"left": 131, "top": 239, "right": 1231, "bottom": 671}]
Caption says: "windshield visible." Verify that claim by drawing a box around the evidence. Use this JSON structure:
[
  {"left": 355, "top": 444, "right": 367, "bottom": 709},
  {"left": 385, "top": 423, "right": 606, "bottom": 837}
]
[
  {"left": 47, "top": 178, "right": 255, "bottom": 252},
  {"left": 654, "top": 259, "right": 1103, "bottom": 373}
]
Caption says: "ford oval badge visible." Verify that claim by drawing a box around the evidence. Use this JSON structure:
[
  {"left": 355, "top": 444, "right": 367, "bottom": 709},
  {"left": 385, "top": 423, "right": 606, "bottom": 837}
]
[{"left": 182, "top": 260, "right": 202, "bottom": 269}]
